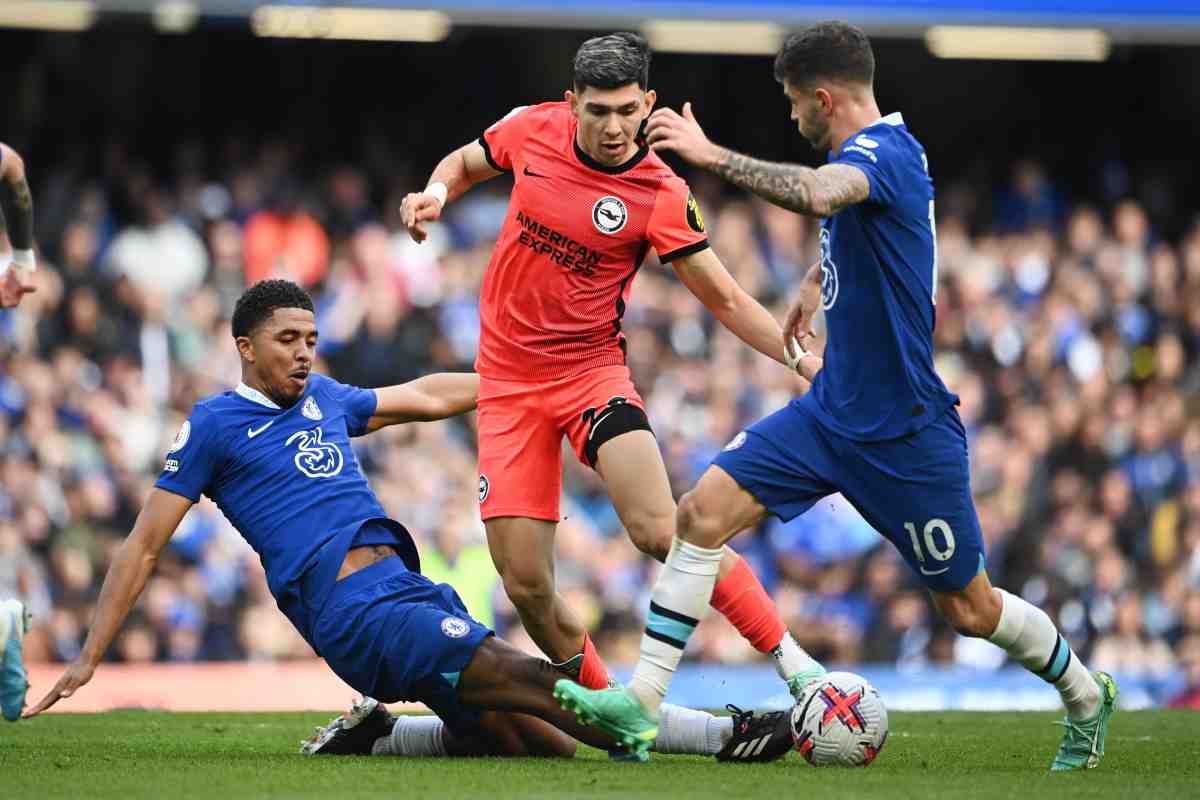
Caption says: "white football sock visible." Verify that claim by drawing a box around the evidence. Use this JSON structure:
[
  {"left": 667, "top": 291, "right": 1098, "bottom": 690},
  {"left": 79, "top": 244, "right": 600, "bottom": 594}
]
[
  {"left": 771, "top": 631, "right": 823, "bottom": 681},
  {"left": 371, "top": 715, "right": 447, "bottom": 756},
  {"left": 653, "top": 703, "right": 733, "bottom": 756},
  {"left": 988, "top": 588, "right": 1100, "bottom": 720},
  {"left": 628, "top": 538, "right": 723, "bottom": 715}
]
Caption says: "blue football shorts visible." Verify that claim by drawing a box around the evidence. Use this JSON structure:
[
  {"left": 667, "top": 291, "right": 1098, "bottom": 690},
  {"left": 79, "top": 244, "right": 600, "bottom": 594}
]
[
  {"left": 311, "top": 556, "right": 493, "bottom": 735},
  {"left": 714, "top": 397, "right": 985, "bottom": 593}
]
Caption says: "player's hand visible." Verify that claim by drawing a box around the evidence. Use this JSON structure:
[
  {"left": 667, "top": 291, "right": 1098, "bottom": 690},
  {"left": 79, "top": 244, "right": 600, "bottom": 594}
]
[
  {"left": 783, "top": 264, "right": 823, "bottom": 365},
  {"left": 22, "top": 659, "right": 95, "bottom": 718},
  {"left": 645, "top": 102, "right": 721, "bottom": 169},
  {"left": 783, "top": 334, "right": 823, "bottom": 382},
  {"left": 794, "top": 352, "right": 823, "bottom": 383},
  {"left": 399, "top": 191, "right": 444, "bottom": 244},
  {"left": 0, "top": 263, "right": 36, "bottom": 308}
]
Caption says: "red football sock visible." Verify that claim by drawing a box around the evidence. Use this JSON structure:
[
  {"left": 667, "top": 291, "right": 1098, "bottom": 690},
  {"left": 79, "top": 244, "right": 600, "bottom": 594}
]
[
  {"left": 578, "top": 633, "right": 611, "bottom": 689},
  {"left": 709, "top": 555, "right": 787, "bottom": 653}
]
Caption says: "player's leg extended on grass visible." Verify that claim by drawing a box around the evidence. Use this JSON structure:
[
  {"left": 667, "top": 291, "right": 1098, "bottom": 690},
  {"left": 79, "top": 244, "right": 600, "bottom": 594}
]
[
  {"left": 368, "top": 707, "right": 574, "bottom": 758},
  {"left": 594, "top": 431, "right": 820, "bottom": 692},
  {"left": 456, "top": 636, "right": 731, "bottom": 756},
  {"left": 324, "top": 696, "right": 575, "bottom": 758},
  {"left": 484, "top": 516, "right": 608, "bottom": 688},
  {"left": 931, "top": 570, "right": 1117, "bottom": 770}
]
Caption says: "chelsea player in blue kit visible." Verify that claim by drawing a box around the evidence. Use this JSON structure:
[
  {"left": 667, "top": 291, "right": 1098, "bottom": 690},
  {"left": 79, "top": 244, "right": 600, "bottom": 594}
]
[
  {"left": 23, "top": 280, "right": 790, "bottom": 762},
  {"left": 556, "top": 22, "right": 1117, "bottom": 771}
]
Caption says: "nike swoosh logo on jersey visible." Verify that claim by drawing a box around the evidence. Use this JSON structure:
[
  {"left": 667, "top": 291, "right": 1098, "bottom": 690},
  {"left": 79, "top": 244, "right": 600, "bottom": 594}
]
[
  {"left": 523, "top": 165, "right": 548, "bottom": 178},
  {"left": 247, "top": 420, "right": 276, "bottom": 438},
  {"left": 919, "top": 565, "right": 950, "bottom": 576}
]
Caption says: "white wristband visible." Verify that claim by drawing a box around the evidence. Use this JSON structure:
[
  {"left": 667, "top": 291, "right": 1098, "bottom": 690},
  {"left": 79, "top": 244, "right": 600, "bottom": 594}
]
[
  {"left": 425, "top": 182, "right": 448, "bottom": 208},
  {"left": 0, "top": 255, "right": 9, "bottom": 276},
  {"left": 11, "top": 249, "right": 35, "bottom": 273}
]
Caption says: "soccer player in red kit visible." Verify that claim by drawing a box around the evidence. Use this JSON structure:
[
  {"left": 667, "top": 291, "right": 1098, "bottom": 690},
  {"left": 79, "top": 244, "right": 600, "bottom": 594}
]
[{"left": 400, "top": 33, "right": 825, "bottom": 714}]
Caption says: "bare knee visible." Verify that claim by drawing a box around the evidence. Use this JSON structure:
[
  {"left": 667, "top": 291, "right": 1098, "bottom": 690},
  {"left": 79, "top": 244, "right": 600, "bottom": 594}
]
[
  {"left": 475, "top": 712, "right": 531, "bottom": 756},
  {"left": 623, "top": 508, "right": 674, "bottom": 561},
  {"left": 500, "top": 566, "right": 555, "bottom": 613},
  {"left": 512, "top": 714, "right": 577, "bottom": 758},
  {"left": 676, "top": 489, "right": 725, "bottom": 548},
  {"left": 487, "top": 520, "right": 558, "bottom": 613},
  {"left": 938, "top": 588, "right": 1002, "bottom": 638},
  {"left": 538, "top": 734, "right": 577, "bottom": 758},
  {"left": 674, "top": 467, "right": 765, "bottom": 550}
]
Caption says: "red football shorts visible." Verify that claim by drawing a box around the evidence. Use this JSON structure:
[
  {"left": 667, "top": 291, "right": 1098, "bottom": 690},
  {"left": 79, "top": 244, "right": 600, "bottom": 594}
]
[{"left": 476, "top": 365, "right": 645, "bottom": 522}]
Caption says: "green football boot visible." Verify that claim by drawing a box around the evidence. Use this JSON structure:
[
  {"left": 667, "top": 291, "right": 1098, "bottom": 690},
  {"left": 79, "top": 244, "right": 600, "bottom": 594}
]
[
  {"left": 553, "top": 680, "right": 658, "bottom": 756},
  {"left": 1050, "top": 671, "right": 1118, "bottom": 772}
]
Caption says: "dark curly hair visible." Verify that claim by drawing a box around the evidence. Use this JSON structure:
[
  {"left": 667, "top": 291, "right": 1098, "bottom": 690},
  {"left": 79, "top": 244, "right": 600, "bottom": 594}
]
[
  {"left": 774, "top": 21, "right": 874, "bottom": 90},
  {"left": 231, "top": 280, "right": 315, "bottom": 339}
]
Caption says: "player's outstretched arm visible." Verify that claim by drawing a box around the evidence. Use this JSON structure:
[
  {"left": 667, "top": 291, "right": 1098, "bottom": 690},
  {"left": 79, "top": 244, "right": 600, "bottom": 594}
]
[
  {"left": 645, "top": 104, "right": 868, "bottom": 217},
  {"left": 366, "top": 371, "right": 479, "bottom": 431},
  {"left": 713, "top": 156, "right": 868, "bottom": 219},
  {"left": 0, "top": 142, "right": 37, "bottom": 307},
  {"left": 673, "top": 247, "right": 820, "bottom": 381},
  {"left": 22, "top": 489, "right": 192, "bottom": 717},
  {"left": 399, "top": 141, "right": 501, "bottom": 243}
]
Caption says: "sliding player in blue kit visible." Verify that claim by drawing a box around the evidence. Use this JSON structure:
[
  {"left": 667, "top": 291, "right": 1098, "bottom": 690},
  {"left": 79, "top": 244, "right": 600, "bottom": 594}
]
[
  {"left": 22, "top": 279, "right": 790, "bottom": 763},
  {"left": 555, "top": 21, "right": 1117, "bottom": 772}
]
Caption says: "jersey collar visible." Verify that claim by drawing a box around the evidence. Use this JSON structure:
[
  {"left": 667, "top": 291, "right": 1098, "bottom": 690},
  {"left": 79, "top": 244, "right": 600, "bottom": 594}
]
[
  {"left": 572, "top": 137, "right": 649, "bottom": 175},
  {"left": 855, "top": 112, "right": 904, "bottom": 137},
  {"left": 832, "top": 111, "right": 905, "bottom": 159},
  {"left": 235, "top": 382, "right": 281, "bottom": 409}
]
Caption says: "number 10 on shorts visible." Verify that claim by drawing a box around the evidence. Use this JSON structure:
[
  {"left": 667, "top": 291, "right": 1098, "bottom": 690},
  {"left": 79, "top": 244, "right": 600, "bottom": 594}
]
[{"left": 904, "top": 518, "right": 956, "bottom": 576}]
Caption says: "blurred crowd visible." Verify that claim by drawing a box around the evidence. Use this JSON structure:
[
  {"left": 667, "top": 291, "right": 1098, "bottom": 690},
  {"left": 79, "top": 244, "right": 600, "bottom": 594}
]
[{"left": 2, "top": 139, "right": 1199, "bottom": 707}]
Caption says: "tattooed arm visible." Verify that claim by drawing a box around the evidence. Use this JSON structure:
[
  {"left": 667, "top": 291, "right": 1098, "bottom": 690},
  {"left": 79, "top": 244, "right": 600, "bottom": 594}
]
[
  {"left": 0, "top": 143, "right": 37, "bottom": 306},
  {"left": 644, "top": 103, "right": 869, "bottom": 218},
  {"left": 0, "top": 143, "right": 34, "bottom": 252},
  {"left": 711, "top": 153, "right": 868, "bottom": 218}
]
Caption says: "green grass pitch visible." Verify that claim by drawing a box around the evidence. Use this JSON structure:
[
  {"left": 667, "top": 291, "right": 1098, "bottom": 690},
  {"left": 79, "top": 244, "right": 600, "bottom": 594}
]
[{"left": 2, "top": 710, "right": 1198, "bottom": 799}]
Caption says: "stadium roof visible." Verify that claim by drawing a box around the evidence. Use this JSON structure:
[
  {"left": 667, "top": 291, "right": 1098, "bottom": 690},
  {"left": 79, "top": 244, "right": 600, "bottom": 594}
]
[{"left": 5, "top": 0, "right": 1200, "bottom": 47}]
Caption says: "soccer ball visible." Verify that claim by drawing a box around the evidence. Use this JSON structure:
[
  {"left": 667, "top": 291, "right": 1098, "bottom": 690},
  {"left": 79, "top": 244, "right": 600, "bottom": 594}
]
[{"left": 790, "top": 671, "right": 888, "bottom": 767}]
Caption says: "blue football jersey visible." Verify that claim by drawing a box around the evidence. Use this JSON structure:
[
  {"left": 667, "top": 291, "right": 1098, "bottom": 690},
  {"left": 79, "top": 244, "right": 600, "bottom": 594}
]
[
  {"left": 155, "top": 373, "right": 419, "bottom": 640},
  {"left": 804, "top": 112, "right": 959, "bottom": 441}
]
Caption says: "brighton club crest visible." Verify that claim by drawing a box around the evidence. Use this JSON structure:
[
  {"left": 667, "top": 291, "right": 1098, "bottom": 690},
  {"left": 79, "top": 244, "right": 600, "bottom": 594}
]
[{"left": 592, "top": 196, "right": 628, "bottom": 235}]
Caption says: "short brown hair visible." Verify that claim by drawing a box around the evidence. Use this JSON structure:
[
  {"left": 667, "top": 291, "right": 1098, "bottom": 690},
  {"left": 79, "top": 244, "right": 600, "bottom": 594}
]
[{"left": 774, "top": 21, "right": 874, "bottom": 89}]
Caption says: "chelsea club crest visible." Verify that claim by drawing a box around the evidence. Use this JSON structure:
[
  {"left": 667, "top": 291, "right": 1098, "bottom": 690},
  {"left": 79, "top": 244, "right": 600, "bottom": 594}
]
[{"left": 819, "top": 228, "right": 839, "bottom": 311}]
